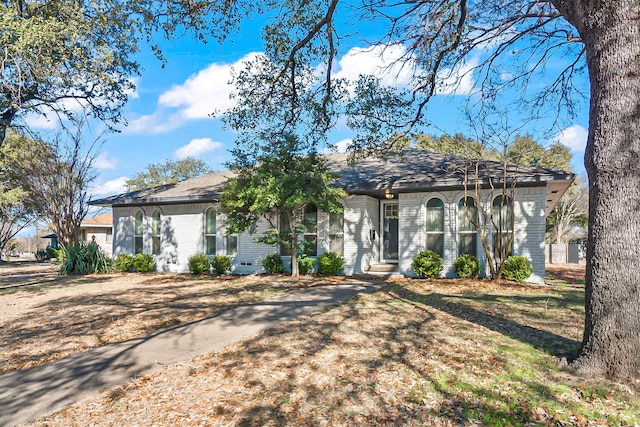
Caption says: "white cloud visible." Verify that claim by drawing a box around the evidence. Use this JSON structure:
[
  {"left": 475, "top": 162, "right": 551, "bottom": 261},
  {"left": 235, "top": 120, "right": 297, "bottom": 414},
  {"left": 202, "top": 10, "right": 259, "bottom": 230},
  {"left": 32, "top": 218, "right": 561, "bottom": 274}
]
[
  {"left": 23, "top": 113, "right": 57, "bottom": 130},
  {"left": 127, "top": 52, "right": 261, "bottom": 134},
  {"left": 175, "top": 138, "right": 224, "bottom": 159},
  {"left": 434, "top": 56, "right": 478, "bottom": 96},
  {"left": 334, "top": 138, "right": 351, "bottom": 153},
  {"left": 334, "top": 44, "right": 414, "bottom": 87},
  {"left": 333, "top": 43, "right": 475, "bottom": 96},
  {"left": 91, "top": 176, "right": 128, "bottom": 196},
  {"left": 94, "top": 153, "right": 118, "bottom": 170},
  {"left": 554, "top": 125, "right": 588, "bottom": 152},
  {"left": 321, "top": 138, "right": 352, "bottom": 155}
]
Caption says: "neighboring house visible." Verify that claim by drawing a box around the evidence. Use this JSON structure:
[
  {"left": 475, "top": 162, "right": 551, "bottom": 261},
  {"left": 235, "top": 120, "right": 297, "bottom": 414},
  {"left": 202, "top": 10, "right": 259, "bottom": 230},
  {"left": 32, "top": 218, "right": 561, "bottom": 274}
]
[
  {"left": 90, "top": 148, "right": 574, "bottom": 283},
  {"left": 80, "top": 212, "right": 113, "bottom": 255}
]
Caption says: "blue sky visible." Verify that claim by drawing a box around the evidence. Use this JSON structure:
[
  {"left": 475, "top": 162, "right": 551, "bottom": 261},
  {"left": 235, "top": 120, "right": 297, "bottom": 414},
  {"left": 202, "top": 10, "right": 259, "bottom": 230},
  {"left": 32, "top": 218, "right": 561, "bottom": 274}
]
[{"left": 25, "top": 18, "right": 590, "bottom": 200}]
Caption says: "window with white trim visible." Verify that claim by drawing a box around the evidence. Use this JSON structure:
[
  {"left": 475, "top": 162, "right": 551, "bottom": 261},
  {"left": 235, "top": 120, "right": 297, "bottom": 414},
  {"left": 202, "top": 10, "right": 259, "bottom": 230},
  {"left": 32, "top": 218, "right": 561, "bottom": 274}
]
[
  {"left": 329, "top": 212, "right": 344, "bottom": 256},
  {"left": 134, "top": 211, "right": 143, "bottom": 254},
  {"left": 151, "top": 210, "right": 161, "bottom": 255},
  {"left": 303, "top": 204, "right": 318, "bottom": 256},
  {"left": 205, "top": 208, "right": 217, "bottom": 256},
  {"left": 492, "top": 195, "right": 514, "bottom": 260},
  {"left": 226, "top": 233, "right": 238, "bottom": 256},
  {"left": 426, "top": 198, "right": 444, "bottom": 257},
  {"left": 458, "top": 197, "right": 478, "bottom": 256}
]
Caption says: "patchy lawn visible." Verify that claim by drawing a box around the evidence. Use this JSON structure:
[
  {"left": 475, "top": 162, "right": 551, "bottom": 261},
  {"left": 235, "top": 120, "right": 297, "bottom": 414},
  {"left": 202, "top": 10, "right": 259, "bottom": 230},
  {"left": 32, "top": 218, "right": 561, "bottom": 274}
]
[
  {"left": 22, "top": 263, "right": 640, "bottom": 427},
  {"left": 0, "top": 262, "right": 342, "bottom": 375}
]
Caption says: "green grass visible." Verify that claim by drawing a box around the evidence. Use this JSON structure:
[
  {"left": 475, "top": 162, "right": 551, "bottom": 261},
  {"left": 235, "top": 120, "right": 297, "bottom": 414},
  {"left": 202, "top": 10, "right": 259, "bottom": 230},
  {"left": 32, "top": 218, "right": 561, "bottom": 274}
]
[{"left": 382, "top": 279, "right": 639, "bottom": 426}]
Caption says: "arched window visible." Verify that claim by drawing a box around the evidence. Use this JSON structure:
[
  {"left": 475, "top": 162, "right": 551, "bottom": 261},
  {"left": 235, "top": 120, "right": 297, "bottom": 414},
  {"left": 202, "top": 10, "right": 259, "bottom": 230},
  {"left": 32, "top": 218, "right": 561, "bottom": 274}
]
[
  {"left": 426, "top": 198, "right": 444, "bottom": 257},
  {"left": 458, "top": 197, "right": 478, "bottom": 256},
  {"left": 134, "top": 211, "right": 143, "bottom": 254},
  {"left": 329, "top": 212, "right": 344, "bottom": 256},
  {"left": 151, "top": 210, "right": 161, "bottom": 255},
  {"left": 205, "top": 208, "right": 216, "bottom": 256},
  {"left": 492, "top": 195, "right": 514, "bottom": 260},
  {"left": 303, "top": 204, "right": 318, "bottom": 256}
]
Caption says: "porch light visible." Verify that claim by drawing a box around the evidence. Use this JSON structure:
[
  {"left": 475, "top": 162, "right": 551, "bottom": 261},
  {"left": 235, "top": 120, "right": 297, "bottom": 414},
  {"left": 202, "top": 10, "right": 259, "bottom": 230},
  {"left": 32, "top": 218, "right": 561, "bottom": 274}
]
[{"left": 384, "top": 189, "right": 394, "bottom": 199}]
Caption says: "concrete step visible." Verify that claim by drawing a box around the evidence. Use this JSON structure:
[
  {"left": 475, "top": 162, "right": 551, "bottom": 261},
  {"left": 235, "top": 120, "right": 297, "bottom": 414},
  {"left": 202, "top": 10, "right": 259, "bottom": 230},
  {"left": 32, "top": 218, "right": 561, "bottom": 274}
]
[{"left": 367, "top": 263, "right": 399, "bottom": 273}]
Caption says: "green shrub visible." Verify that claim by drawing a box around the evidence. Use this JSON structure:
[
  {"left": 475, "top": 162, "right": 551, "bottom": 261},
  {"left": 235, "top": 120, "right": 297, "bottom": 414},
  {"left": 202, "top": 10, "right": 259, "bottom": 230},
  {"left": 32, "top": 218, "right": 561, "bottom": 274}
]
[
  {"left": 47, "top": 247, "right": 61, "bottom": 260},
  {"left": 317, "top": 252, "right": 344, "bottom": 275},
  {"left": 263, "top": 253, "right": 285, "bottom": 274},
  {"left": 454, "top": 254, "right": 481, "bottom": 278},
  {"left": 114, "top": 253, "right": 135, "bottom": 272},
  {"left": 132, "top": 253, "right": 155, "bottom": 273},
  {"left": 412, "top": 249, "right": 443, "bottom": 279},
  {"left": 188, "top": 254, "right": 210, "bottom": 275},
  {"left": 211, "top": 255, "right": 231, "bottom": 275},
  {"left": 501, "top": 255, "right": 533, "bottom": 282},
  {"left": 60, "top": 241, "right": 112, "bottom": 275},
  {"left": 297, "top": 254, "right": 315, "bottom": 275}
]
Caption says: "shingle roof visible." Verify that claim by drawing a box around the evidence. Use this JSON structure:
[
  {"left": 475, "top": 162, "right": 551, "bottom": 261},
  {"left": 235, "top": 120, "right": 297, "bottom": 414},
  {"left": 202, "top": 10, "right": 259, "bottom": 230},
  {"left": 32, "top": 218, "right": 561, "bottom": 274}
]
[
  {"left": 90, "top": 148, "right": 574, "bottom": 213},
  {"left": 326, "top": 148, "right": 574, "bottom": 192},
  {"left": 90, "top": 171, "right": 236, "bottom": 206},
  {"left": 80, "top": 212, "right": 113, "bottom": 227}
]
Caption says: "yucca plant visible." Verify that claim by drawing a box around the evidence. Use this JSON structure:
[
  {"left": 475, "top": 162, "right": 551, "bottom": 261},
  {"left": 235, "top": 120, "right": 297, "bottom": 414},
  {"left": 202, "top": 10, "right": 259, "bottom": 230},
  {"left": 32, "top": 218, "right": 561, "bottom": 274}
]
[{"left": 60, "top": 241, "right": 112, "bottom": 275}]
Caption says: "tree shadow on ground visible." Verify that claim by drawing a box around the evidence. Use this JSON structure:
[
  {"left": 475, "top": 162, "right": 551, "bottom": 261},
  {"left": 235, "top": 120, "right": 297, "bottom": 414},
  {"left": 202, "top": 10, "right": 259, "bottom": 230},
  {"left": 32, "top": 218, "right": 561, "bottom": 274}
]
[
  {"left": 391, "top": 285, "right": 581, "bottom": 357},
  {"left": 208, "top": 283, "right": 589, "bottom": 426}
]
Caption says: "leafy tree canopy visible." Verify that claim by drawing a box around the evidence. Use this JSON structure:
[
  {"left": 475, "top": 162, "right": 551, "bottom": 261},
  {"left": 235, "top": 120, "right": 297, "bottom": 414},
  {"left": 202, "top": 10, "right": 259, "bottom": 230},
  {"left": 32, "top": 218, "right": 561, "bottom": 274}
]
[
  {"left": 0, "top": 0, "right": 140, "bottom": 144},
  {"left": 411, "top": 132, "right": 572, "bottom": 172},
  {"left": 222, "top": 136, "right": 346, "bottom": 278},
  {"left": 125, "top": 158, "right": 213, "bottom": 191}
]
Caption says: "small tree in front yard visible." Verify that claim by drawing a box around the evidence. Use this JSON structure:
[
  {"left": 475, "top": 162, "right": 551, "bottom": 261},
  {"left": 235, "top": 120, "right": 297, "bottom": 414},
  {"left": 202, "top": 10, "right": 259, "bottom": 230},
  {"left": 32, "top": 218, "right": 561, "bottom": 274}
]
[
  {"left": 221, "top": 54, "right": 346, "bottom": 279},
  {"left": 222, "top": 136, "right": 345, "bottom": 279}
]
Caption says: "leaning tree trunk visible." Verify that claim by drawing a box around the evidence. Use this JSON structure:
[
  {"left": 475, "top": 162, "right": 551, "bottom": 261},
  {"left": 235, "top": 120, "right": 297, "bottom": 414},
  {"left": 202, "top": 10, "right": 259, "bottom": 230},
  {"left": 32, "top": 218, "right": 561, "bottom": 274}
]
[{"left": 562, "top": 0, "right": 640, "bottom": 379}]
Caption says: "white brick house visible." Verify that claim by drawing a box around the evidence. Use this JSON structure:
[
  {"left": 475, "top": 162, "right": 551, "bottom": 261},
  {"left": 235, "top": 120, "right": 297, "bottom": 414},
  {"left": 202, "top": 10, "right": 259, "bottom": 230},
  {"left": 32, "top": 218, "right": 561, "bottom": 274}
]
[{"left": 91, "top": 149, "right": 574, "bottom": 283}]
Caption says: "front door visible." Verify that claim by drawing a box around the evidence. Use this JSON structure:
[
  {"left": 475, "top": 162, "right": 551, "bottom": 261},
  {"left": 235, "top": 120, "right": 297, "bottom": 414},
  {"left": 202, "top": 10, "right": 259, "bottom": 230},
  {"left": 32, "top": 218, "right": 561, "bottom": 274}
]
[{"left": 381, "top": 202, "right": 399, "bottom": 262}]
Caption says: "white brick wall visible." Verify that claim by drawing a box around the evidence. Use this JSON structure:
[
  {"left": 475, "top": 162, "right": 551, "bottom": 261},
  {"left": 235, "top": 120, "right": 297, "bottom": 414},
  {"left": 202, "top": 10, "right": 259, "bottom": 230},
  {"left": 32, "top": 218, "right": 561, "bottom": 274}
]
[
  {"left": 111, "top": 185, "right": 547, "bottom": 282},
  {"left": 343, "top": 195, "right": 378, "bottom": 275}
]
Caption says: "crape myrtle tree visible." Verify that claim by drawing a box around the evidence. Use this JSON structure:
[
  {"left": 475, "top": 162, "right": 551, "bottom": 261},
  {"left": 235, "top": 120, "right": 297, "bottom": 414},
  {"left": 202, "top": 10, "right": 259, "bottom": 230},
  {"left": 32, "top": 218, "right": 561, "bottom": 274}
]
[
  {"left": 547, "top": 179, "right": 588, "bottom": 244},
  {"left": 127, "top": 0, "right": 639, "bottom": 379},
  {"left": 14, "top": 123, "right": 100, "bottom": 246},
  {"left": 0, "top": 0, "right": 140, "bottom": 144},
  {"left": 220, "top": 55, "right": 346, "bottom": 279},
  {"left": 449, "top": 111, "right": 526, "bottom": 281}
]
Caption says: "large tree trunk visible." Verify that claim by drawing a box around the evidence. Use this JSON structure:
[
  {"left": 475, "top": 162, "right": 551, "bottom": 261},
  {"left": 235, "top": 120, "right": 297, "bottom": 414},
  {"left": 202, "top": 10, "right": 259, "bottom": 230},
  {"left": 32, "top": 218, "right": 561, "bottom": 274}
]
[{"left": 563, "top": 0, "right": 640, "bottom": 379}]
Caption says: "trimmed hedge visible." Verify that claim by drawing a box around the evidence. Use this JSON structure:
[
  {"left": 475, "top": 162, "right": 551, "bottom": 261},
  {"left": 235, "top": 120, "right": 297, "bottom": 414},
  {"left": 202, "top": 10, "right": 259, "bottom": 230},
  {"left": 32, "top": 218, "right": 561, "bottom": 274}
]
[
  {"left": 211, "top": 255, "right": 231, "bottom": 275},
  {"left": 133, "top": 253, "right": 155, "bottom": 272},
  {"left": 188, "top": 254, "right": 210, "bottom": 274},
  {"left": 263, "top": 253, "right": 285, "bottom": 274},
  {"left": 454, "top": 254, "right": 481, "bottom": 278},
  {"left": 297, "top": 254, "right": 315, "bottom": 275},
  {"left": 114, "top": 253, "right": 135, "bottom": 272},
  {"left": 501, "top": 255, "right": 533, "bottom": 282},
  {"left": 317, "top": 252, "right": 344, "bottom": 275},
  {"left": 412, "top": 250, "right": 443, "bottom": 279}
]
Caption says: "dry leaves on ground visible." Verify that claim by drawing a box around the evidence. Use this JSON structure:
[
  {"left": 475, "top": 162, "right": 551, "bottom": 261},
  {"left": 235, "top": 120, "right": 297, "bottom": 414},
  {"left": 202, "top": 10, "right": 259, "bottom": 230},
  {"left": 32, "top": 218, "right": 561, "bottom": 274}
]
[
  {"left": 27, "top": 264, "right": 640, "bottom": 427},
  {"left": 0, "top": 262, "right": 342, "bottom": 375}
]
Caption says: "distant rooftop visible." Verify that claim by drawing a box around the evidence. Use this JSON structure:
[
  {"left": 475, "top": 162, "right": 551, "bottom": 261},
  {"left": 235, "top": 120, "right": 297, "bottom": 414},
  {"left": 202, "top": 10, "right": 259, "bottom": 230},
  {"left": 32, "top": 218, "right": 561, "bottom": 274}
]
[{"left": 81, "top": 212, "right": 113, "bottom": 228}]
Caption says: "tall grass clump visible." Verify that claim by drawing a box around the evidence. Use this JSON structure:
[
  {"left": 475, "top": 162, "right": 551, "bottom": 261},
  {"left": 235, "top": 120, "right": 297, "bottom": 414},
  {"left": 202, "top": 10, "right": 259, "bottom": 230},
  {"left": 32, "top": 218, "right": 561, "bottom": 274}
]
[{"left": 60, "top": 241, "right": 112, "bottom": 275}]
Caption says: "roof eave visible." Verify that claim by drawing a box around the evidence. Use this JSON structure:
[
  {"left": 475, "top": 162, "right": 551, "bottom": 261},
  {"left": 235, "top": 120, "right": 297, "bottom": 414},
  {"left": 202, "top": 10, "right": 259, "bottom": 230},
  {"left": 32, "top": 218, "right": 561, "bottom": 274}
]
[{"left": 89, "top": 194, "right": 222, "bottom": 207}]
